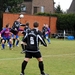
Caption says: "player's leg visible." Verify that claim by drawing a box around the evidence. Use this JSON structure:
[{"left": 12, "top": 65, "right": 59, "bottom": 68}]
[
  {"left": 20, "top": 58, "right": 30, "bottom": 75},
  {"left": 1, "top": 39, "right": 6, "bottom": 49},
  {"left": 46, "top": 35, "right": 50, "bottom": 44},
  {"left": 20, "top": 52, "right": 31, "bottom": 75},
  {"left": 12, "top": 34, "right": 16, "bottom": 47},
  {"left": 37, "top": 52, "right": 49, "bottom": 75},
  {"left": 16, "top": 35, "right": 19, "bottom": 46},
  {"left": 9, "top": 38, "right": 13, "bottom": 50},
  {"left": 21, "top": 41, "right": 26, "bottom": 53},
  {"left": 37, "top": 57, "right": 45, "bottom": 75}
]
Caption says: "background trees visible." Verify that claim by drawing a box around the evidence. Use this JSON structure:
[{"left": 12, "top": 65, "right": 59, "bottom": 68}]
[
  {"left": 0, "top": 0, "right": 24, "bottom": 13},
  {"left": 55, "top": 4, "right": 63, "bottom": 14}
]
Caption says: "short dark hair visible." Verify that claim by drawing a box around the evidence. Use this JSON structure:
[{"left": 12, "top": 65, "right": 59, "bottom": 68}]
[
  {"left": 33, "top": 22, "right": 39, "bottom": 27},
  {"left": 26, "top": 22, "right": 29, "bottom": 26},
  {"left": 6, "top": 23, "right": 9, "bottom": 28}
]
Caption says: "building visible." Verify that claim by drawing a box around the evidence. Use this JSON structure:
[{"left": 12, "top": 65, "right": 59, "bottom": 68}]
[
  {"left": 21, "top": 0, "right": 55, "bottom": 14},
  {"left": 67, "top": 0, "right": 75, "bottom": 13}
]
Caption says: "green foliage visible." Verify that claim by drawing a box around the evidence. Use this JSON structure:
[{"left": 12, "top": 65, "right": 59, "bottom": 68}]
[
  {"left": 56, "top": 14, "right": 75, "bottom": 31},
  {"left": 55, "top": 4, "right": 63, "bottom": 13},
  {"left": 35, "top": 12, "right": 58, "bottom": 17},
  {"left": 0, "top": 0, "right": 24, "bottom": 13},
  {"left": 36, "top": 12, "right": 75, "bottom": 32}
]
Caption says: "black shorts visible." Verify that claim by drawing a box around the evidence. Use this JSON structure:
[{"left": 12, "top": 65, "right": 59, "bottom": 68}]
[
  {"left": 25, "top": 51, "right": 42, "bottom": 58},
  {"left": 10, "top": 29, "right": 18, "bottom": 35},
  {"left": 1, "top": 39, "right": 8, "bottom": 43}
]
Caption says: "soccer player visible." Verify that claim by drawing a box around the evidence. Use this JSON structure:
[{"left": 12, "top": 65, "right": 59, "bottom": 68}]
[
  {"left": 0, "top": 24, "right": 13, "bottom": 50},
  {"left": 42, "top": 24, "right": 46, "bottom": 38},
  {"left": 21, "top": 22, "right": 31, "bottom": 53},
  {"left": 10, "top": 17, "right": 25, "bottom": 47},
  {"left": 20, "top": 22, "right": 49, "bottom": 75},
  {"left": 42, "top": 24, "right": 50, "bottom": 44},
  {"left": 11, "top": 34, "right": 20, "bottom": 47}
]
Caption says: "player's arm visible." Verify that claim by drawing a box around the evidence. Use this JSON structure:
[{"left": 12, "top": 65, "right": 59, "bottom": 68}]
[
  {"left": 0, "top": 29, "right": 5, "bottom": 34},
  {"left": 22, "top": 33, "right": 28, "bottom": 45},
  {"left": 20, "top": 24, "right": 26, "bottom": 26},
  {"left": 0, "top": 32, "right": 1, "bottom": 38},
  {"left": 38, "top": 31, "right": 47, "bottom": 47}
]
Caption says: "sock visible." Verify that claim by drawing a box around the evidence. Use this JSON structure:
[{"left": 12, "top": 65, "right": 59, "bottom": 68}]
[
  {"left": 39, "top": 61, "right": 45, "bottom": 74},
  {"left": 0, "top": 39, "right": 1, "bottom": 44},
  {"left": 21, "top": 44, "right": 25, "bottom": 51},
  {"left": 13, "top": 39, "right": 15, "bottom": 46},
  {"left": 9, "top": 43, "right": 12, "bottom": 48},
  {"left": 16, "top": 40, "right": 19, "bottom": 46},
  {"left": 2, "top": 44, "right": 5, "bottom": 49},
  {"left": 47, "top": 39, "right": 50, "bottom": 43},
  {"left": 21, "top": 60, "right": 28, "bottom": 74}
]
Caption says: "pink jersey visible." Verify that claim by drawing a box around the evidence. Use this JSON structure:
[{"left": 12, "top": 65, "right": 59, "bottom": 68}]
[{"left": 1, "top": 28, "right": 11, "bottom": 37}]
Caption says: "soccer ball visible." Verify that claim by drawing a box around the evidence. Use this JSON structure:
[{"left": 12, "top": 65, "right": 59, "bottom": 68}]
[{"left": 19, "top": 14, "right": 24, "bottom": 18}]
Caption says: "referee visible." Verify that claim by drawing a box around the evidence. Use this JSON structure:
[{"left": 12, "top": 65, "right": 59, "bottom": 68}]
[{"left": 20, "top": 22, "right": 49, "bottom": 75}]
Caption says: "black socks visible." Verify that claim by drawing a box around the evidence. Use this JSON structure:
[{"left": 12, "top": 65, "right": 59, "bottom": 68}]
[
  {"left": 13, "top": 39, "right": 15, "bottom": 46},
  {"left": 21, "top": 44, "right": 25, "bottom": 51},
  {"left": 21, "top": 60, "right": 45, "bottom": 74},
  {"left": 39, "top": 61, "right": 45, "bottom": 74},
  {"left": 21, "top": 61, "right": 28, "bottom": 74}
]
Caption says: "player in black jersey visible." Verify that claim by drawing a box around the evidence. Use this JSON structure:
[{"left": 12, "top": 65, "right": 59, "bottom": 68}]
[
  {"left": 21, "top": 22, "right": 30, "bottom": 53},
  {"left": 20, "top": 22, "right": 49, "bottom": 75},
  {"left": 10, "top": 17, "right": 25, "bottom": 47},
  {"left": 10, "top": 17, "right": 25, "bottom": 35}
]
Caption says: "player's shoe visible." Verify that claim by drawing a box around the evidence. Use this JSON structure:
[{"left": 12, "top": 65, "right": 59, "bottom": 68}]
[
  {"left": 16, "top": 45, "right": 19, "bottom": 47},
  {"left": 1, "top": 48, "right": 5, "bottom": 50},
  {"left": 9, "top": 47, "right": 13, "bottom": 50},
  {"left": 7, "top": 44, "right": 9, "bottom": 46},
  {"left": 21, "top": 50, "right": 25, "bottom": 54},
  {"left": 20, "top": 73, "right": 25, "bottom": 75},
  {"left": 41, "top": 73, "right": 49, "bottom": 75}
]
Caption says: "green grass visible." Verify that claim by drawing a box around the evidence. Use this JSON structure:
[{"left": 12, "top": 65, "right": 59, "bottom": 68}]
[{"left": 0, "top": 39, "right": 75, "bottom": 75}]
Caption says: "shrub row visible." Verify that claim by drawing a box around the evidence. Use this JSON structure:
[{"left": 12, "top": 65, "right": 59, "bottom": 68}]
[{"left": 36, "top": 13, "right": 75, "bottom": 36}]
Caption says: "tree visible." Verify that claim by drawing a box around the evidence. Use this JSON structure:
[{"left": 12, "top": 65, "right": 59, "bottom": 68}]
[
  {"left": 56, "top": 14, "right": 75, "bottom": 31},
  {"left": 0, "top": 0, "right": 24, "bottom": 13},
  {"left": 55, "top": 4, "right": 63, "bottom": 13}
]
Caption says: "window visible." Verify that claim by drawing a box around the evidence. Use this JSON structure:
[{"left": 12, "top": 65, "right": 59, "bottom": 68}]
[
  {"left": 21, "top": 4, "right": 26, "bottom": 12},
  {"left": 41, "top": 6, "right": 44, "bottom": 13},
  {"left": 34, "top": 7, "right": 38, "bottom": 14}
]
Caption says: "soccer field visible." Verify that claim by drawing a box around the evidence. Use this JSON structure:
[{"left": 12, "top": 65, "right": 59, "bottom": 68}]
[{"left": 0, "top": 39, "right": 75, "bottom": 75}]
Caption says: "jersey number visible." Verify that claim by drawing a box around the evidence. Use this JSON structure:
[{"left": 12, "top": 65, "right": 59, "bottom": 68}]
[{"left": 30, "top": 37, "right": 34, "bottom": 44}]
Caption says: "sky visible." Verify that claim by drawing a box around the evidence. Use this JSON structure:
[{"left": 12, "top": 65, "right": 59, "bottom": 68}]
[{"left": 54, "top": 0, "right": 73, "bottom": 11}]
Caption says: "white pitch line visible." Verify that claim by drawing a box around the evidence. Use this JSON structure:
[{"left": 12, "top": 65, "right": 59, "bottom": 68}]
[
  {"left": 0, "top": 53, "right": 75, "bottom": 61},
  {"left": 43, "top": 53, "right": 75, "bottom": 57},
  {"left": 0, "top": 57, "right": 23, "bottom": 61}
]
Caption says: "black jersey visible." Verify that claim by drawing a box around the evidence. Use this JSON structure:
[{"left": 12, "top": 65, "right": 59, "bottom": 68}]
[
  {"left": 10, "top": 21, "right": 25, "bottom": 35},
  {"left": 23, "top": 28, "right": 47, "bottom": 52},
  {"left": 22, "top": 26, "right": 30, "bottom": 36},
  {"left": 42, "top": 26, "right": 48, "bottom": 34},
  {"left": 42, "top": 26, "right": 46, "bottom": 35},
  {"left": 12, "top": 21, "right": 22, "bottom": 30}
]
